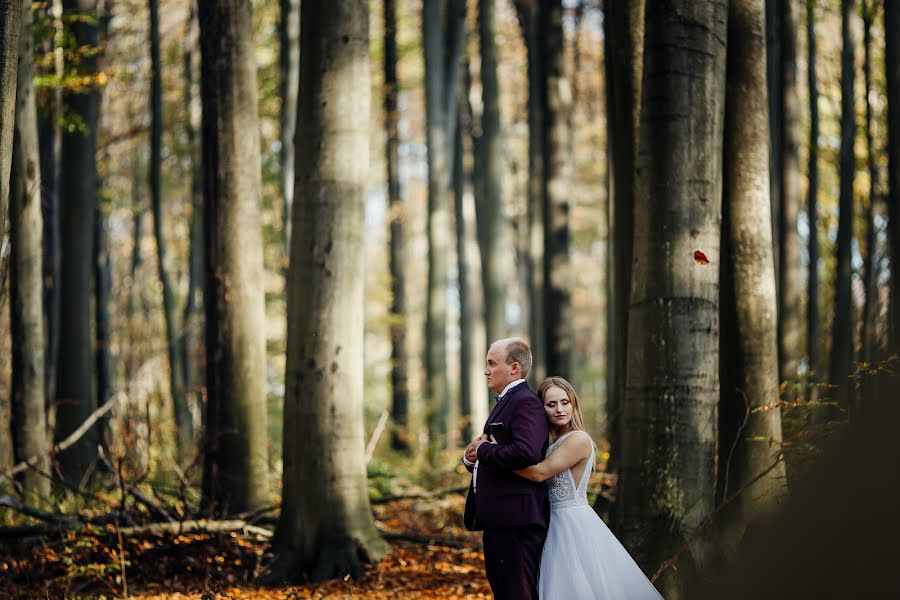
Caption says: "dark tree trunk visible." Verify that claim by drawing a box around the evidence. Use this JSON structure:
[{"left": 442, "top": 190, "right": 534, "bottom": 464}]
[
  {"left": 93, "top": 205, "right": 111, "bottom": 416},
  {"left": 279, "top": 0, "right": 300, "bottom": 253},
  {"left": 266, "top": 0, "right": 389, "bottom": 582},
  {"left": 621, "top": 1, "right": 727, "bottom": 596},
  {"left": 54, "top": 0, "right": 100, "bottom": 487},
  {"left": 0, "top": 0, "right": 22, "bottom": 238},
  {"left": 806, "top": 0, "right": 820, "bottom": 402},
  {"left": 10, "top": 0, "right": 49, "bottom": 507},
  {"left": 887, "top": 0, "right": 900, "bottom": 355},
  {"left": 829, "top": 0, "right": 857, "bottom": 414},
  {"left": 199, "top": 0, "right": 271, "bottom": 514}
]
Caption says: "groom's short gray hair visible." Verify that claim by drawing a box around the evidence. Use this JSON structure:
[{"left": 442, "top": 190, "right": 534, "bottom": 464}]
[{"left": 500, "top": 338, "right": 532, "bottom": 379}]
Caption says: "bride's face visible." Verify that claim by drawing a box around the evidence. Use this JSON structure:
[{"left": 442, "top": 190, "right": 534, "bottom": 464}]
[{"left": 542, "top": 386, "right": 573, "bottom": 428}]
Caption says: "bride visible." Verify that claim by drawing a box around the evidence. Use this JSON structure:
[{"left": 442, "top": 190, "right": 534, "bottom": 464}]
[{"left": 485, "top": 376, "right": 664, "bottom": 599}]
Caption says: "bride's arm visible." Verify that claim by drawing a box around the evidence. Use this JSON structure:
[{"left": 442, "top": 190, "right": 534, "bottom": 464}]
[{"left": 514, "top": 432, "right": 592, "bottom": 482}]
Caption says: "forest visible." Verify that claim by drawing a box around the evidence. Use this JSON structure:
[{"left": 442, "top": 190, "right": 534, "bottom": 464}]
[{"left": 0, "top": 0, "right": 898, "bottom": 598}]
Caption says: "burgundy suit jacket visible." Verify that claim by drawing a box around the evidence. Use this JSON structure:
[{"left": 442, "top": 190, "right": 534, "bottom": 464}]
[{"left": 463, "top": 381, "right": 550, "bottom": 531}]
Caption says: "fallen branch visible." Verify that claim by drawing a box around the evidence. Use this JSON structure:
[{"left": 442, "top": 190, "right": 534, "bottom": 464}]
[
  {"left": 115, "top": 519, "right": 274, "bottom": 540},
  {"left": 0, "top": 494, "right": 76, "bottom": 525},
  {"left": 365, "top": 409, "right": 391, "bottom": 464},
  {"left": 370, "top": 485, "right": 468, "bottom": 505},
  {"left": 377, "top": 529, "right": 473, "bottom": 550}
]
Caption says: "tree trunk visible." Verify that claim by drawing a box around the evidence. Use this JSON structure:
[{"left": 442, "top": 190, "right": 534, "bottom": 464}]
[
  {"left": 10, "top": 0, "right": 49, "bottom": 507},
  {"left": 93, "top": 205, "right": 111, "bottom": 431},
  {"left": 540, "top": 0, "right": 572, "bottom": 378},
  {"left": 778, "top": 0, "right": 804, "bottom": 394},
  {"left": 198, "top": 0, "right": 270, "bottom": 514},
  {"left": 860, "top": 0, "right": 878, "bottom": 372},
  {"left": 602, "top": 0, "right": 643, "bottom": 521},
  {"left": 475, "top": 0, "right": 507, "bottom": 344},
  {"left": 620, "top": 1, "right": 727, "bottom": 595},
  {"left": 266, "top": 1, "right": 389, "bottom": 582},
  {"left": 0, "top": 0, "right": 22, "bottom": 238},
  {"left": 887, "top": 0, "right": 900, "bottom": 355},
  {"left": 766, "top": 0, "right": 782, "bottom": 283},
  {"left": 806, "top": 0, "right": 820, "bottom": 402},
  {"left": 718, "top": 0, "right": 788, "bottom": 556},
  {"left": 54, "top": 0, "right": 100, "bottom": 487},
  {"left": 279, "top": 0, "right": 300, "bottom": 253},
  {"left": 384, "top": 0, "right": 410, "bottom": 453},
  {"left": 422, "top": 0, "right": 466, "bottom": 460},
  {"left": 829, "top": 0, "right": 857, "bottom": 414},
  {"left": 457, "top": 71, "right": 488, "bottom": 444},
  {"left": 149, "top": 0, "right": 190, "bottom": 463}
]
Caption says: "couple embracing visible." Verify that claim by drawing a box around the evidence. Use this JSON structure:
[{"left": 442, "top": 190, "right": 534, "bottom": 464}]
[{"left": 463, "top": 338, "right": 663, "bottom": 600}]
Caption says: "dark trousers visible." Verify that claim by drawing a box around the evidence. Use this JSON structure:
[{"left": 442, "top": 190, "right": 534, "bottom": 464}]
[{"left": 482, "top": 523, "right": 547, "bottom": 600}]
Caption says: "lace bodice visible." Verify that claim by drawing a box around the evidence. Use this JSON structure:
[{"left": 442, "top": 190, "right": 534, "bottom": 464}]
[{"left": 546, "top": 431, "right": 594, "bottom": 510}]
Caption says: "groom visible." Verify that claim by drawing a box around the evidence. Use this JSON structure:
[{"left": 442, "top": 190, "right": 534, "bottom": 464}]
[{"left": 463, "top": 338, "right": 550, "bottom": 600}]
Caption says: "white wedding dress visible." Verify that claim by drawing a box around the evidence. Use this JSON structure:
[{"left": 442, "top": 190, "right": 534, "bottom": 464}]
[{"left": 538, "top": 431, "right": 664, "bottom": 600}]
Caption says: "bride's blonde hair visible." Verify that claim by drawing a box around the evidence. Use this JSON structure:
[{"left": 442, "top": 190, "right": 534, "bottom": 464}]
[{"left": 538, "top": 376, "right": 587, "bottom": 443}]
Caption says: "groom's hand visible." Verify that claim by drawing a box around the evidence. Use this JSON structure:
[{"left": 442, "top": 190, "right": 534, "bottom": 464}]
[{"left": 465, "top": 434, "right": 490, "bottom": 462}]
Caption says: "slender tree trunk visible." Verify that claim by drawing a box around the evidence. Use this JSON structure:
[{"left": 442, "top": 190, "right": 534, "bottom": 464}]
[
  {"left": 778, "top": 0, "right": 804, "bottom": 393},
  {"left": 602, "top": 0, "right": 643, "bottom": 521},
  {"left": 860, "top": 1, "right": 879, "bottom": 372},
  {"left": 621, "top": 1, "right": 727, "bottom": 596},
  {"left": 279, "top": 0, "right": 300, "bottom": 253},
  {"left": 806, "top": 0, "right": 820, "bottom": 402},
  {"left": 384, "top": 0, "right": 410, "bottom": 453},
  {"left": 93, "top": 204, "right": 111, "bottom": 420},
  {"left": 267, "top": 1, "right": 389, "bottom": 582},
  {"left": 475, "top": 0, "right": 507, "bottom": 344},
  {"left": 718, "top": 0, "right": 788, "bottom": 556},
  {"left": 0, "top": 0, "right": 22, "bottom": 238},
  {"left": 422, "top": 0, "right": 466, "bottom": 460},
  {"left": 149, "top": 0, "right": 190, "bottom": 462},
  {"left": 457, "top": 73, "right": 489, "bottom": 444},
  {"left": 829, "top": 0, "right": 857, "bottom": 413},
  {"left": 766, "top": 0, "right": 782, "bottom": 283},
  {"left": 887, "top": 0, "right": 900, "bottom": 355},
  {"left": 199, "top": 0, "right": 270, "bottom": 514},
  {"left": 540, "top": 0, "right": 572, "bottom": 378},
  {"left": 55, "top": 0, "right": 100, "bottom": 487},
  {"left": 10, "top": 0, "right": 49, "bottom": 507}
]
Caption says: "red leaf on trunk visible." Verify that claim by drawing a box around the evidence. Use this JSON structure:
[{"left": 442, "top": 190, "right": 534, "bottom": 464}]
[{"left": 693, "top": 250, "right": 710, "bottom": 265}]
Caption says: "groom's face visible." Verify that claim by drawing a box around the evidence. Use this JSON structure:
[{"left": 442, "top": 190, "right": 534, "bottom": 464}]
[{"left": 485, "top": 343, "right": 517, "bottom": 394}]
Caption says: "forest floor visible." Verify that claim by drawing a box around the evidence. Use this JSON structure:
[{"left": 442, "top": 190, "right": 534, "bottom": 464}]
[{"left": 1, "top": 493, "right": 492, "bottom": 599}]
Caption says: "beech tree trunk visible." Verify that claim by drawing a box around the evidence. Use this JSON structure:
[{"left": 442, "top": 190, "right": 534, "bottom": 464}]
[
  {"left": 10, "top": 0, "right": 49, "bottom": 507},
  {"left": 0, "top": 0, "right": 22, "bottom": 237},
  {"left": 198, "top": 0, "right": 270, "bottom": 514},
  {"left": 620, "top": 2, "right": 727, "bottom": 596},
  {"left": 860, "top": 1, "right": 879, "bottom": 370},
  {"left": 887, "top": 0, "right": 900, "bottom": 355},
  {"left": 279, "top": 0, "right": 300, "bottom": 252},
  {"left": 806, "top": 0, "right": 820, "bottom": 402},
  {"left": 718, "top": 0, "right": 788, "bottom": 556},
  {"left": 93, "top": 205, "right": 111, "bottom": 422},
  {"left": 267, "top": 0, "right": 389, "bottom": 582}
]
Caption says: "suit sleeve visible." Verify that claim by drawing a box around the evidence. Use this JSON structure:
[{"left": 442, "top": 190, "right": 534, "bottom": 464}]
[{"left": 476, "top": 394, "right": 548, "bottom": 471}]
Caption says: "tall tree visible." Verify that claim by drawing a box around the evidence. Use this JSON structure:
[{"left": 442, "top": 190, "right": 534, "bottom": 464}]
[
  {"left": 540, "top": 0, "right": 572, "bottom": 377},
  {"left": 887, "top": 0, "right": 900, "bottom": 355},
  {"left": 93, "top": 203, "right": 111, "bottom": 418},
  {"left": 279, "top": 0, "right": 300, "bottom": 252},
  {"left": 422, "top": 0, "right": 465, "bottom": 458},
  {"left": 267, "top": 0, "right": 389, "bottom": 581},
  {"left": 475, "top": 0, "right": 507, "bottom": 344},
  {"left": 54, "top": 0, "right": 100, "bottom": 486},
  {"left": 860, "top": 0, "right": 879, "bottom": 368},
  {"left": 198, "top": 0, "right": 270, "bottom": 514},
  {"left": 619, "top": 1, "right": 727, "bottom": 595},
  {"left": 829, "top": 0, "right": 857, "bottom": 412},
  {"left": 777, "top": 0, "right": 804, "bottom": 392},
  {"left": 806, "top": 0, "right": 820, "bottom": 402},
  {"left": 384, "top": 0, "right": 410, "bottom": 453},
  {"left": 719, "top": 0, "right": 788, "bottom": 555},
  {"left": 0, "top": 0, "right": 22, "bottom": 238},
  {"left": 602, "top": 0, "right": 643, "bottom": 519},
  {"left": 766, "top": 0, "right": 781, "bottom": 278},
  {"left": 10, "top": 0, "right": 49, "bottom": 507},
  {"left": 149, "top": 0, "right": 191, "bottom": 462}
]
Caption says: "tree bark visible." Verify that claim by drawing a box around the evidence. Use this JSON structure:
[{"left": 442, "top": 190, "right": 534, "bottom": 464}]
[
  {"left": 475, "top": 0, "right": 507, "bottom": 344},
  {"left": 279, "top": 0, "right": 300, "bottom": 253},
  {"left": 10, "top": 0, "right": 49, "bottom": 508},
  {"left": 540, "top": 0, "right": 572, "bottom": 378},
  {"left": 54, "top": 0, "right": 100, "bottom": 487},
  {"left": 620, "top": 1, "right": 727, "bottom": 595},
  {"left": 829, "top": 0, "right": 857, "bottom": 413},
  {"left": 267, "top": 0, "right": 389, "bottom": 582},
  {"left": 718, "top": 0, "right": 788, "bottom": 556},
  {"left": 149, "top": 0, "right": 190, "bottom": 463},
  {"left": 860, "top": 0, "right": 879, "bottom": 371},
  {"left": 0, "top": 0, "right": 22, "bottom": 238},
  {"left": 766, "top": 0, "right": 781, "bottom": 283},
  {"left": 422, "top": 0, "right": 466, "bottom": 460},
  {"left": 887, "top": 0, "right": 900, "bottom": 355},
  {"left": 806, "top": 0, "right": 820, "bottom": 402},
  {"left": 198, "top": 0, "right": 270, "bottom": 514},
  {"left": 383, "top": 0, "right": 410, "bottom": 453},
  {"left": 93, "top": 205, "right": 111, "bottom": 430}
]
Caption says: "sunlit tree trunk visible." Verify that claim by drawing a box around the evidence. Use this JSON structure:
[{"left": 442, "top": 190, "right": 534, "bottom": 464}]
[
  {"left": 887, "top": 0, "right": 900, "bottom": 355},
  {"left": 806, "top": 0, "right": 820, "bottom": 402},
  {"left": 267, "top": 1, "right": 389, "bottom": 582},
  {"left": 0, "top": 0, "right": 22, "bottom": 240},
  {"left": 766, "top": 0, "right": 781, "bottom": 281},
  {"left": 621, "top": 1, "right": 727, "bottom": 596},
  {"left": 10, "top": 0, "right": 49, "bottom": 507},
  {"left": 718, "top": 0, "right": 788, "bottom": 556},
  {"left": 279, "top": 0, "right": 300, "bottom": 252},
  {"left": 199, "top": 0, "right": 270, "bottom": 514}
]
